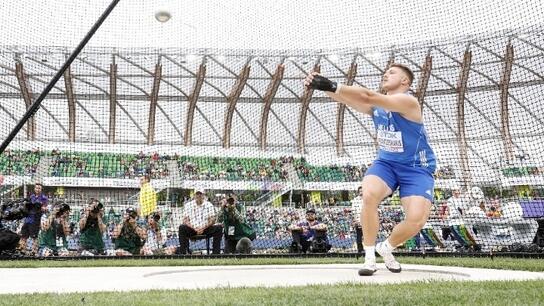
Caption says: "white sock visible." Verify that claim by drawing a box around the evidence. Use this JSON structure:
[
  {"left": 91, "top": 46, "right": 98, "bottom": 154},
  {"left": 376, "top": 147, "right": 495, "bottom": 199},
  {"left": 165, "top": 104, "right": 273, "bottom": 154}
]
[
  {"left": 381, "top": 239, "right": 395, "bottom": 252},
  {"left": 363, "top": 245, "right": 375, "bottom": 262}
]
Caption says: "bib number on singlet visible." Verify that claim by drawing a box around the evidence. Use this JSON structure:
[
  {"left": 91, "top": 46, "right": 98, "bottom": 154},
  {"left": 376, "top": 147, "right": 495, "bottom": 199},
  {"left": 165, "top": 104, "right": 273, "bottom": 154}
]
[{"left": 377, "top": 130, "right": 404, "bottom": 153}]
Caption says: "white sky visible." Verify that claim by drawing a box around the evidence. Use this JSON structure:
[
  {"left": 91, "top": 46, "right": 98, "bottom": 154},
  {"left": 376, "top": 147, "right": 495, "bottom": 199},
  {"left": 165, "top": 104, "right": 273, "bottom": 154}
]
[{"left": 0, "top": 0, "right": 542, "bottom": 50}]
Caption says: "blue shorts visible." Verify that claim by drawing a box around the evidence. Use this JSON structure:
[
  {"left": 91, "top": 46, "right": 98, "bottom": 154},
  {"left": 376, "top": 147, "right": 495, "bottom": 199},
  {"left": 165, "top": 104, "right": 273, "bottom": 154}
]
[{"left": 365, "top": 159, "right": 435, "bottom": 202}]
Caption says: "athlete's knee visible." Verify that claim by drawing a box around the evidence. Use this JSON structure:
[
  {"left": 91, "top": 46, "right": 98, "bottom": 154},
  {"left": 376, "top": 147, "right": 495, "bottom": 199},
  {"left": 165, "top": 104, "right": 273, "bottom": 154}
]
[
  {"left": 404, "top": 216, "right": 427, "bottom": 230},
  {"left": 412, "top": 219, "right": 427, "bottom": 230},
  {"left": 362, "top": 190, "right": 384, "bottom": 207}
]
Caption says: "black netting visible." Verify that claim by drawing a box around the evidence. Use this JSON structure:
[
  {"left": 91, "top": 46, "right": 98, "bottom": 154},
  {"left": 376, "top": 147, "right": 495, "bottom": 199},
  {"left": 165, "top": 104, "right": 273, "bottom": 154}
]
[{"left": 1, "top": 1, "right": 544, "bottom": 258}]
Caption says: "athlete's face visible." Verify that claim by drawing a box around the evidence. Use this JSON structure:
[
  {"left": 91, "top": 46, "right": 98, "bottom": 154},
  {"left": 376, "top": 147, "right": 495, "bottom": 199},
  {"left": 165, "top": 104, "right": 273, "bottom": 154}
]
[{"left": 381, "top": 67, "right": 410, "bottom": 91}]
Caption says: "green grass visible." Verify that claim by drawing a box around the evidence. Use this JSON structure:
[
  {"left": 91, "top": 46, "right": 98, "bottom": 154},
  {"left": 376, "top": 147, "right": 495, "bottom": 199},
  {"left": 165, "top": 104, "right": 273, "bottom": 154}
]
[
  {"left": 1, "top": 257, "right": 542, "bottom": 305},
  {"left": 1, "top": 281, "right": 543, "bottom": 306},
  {"left": 0, "top": 256, "right": 543, "bottom": 272}
]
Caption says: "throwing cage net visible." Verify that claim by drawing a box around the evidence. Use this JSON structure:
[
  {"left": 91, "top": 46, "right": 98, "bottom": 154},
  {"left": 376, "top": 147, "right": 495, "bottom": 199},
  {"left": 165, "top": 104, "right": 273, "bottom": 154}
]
[{"left": 0, "top": 0, "right": 543, "bottom": 257}]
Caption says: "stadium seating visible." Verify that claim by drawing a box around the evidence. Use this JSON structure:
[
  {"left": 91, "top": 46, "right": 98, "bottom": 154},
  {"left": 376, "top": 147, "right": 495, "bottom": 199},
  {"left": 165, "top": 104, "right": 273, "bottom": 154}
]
[
  {"left": 293, "top": 159, "right": 366, "bottom": 182},
  {"left": 502, "top": 166, "right": 543, "bottom": 177},
  {"left": 48, "top": 151, "right": 169, "bottom": 179},
  {"left": 0, "top": 149, "right": 43, "bottom": 176},
  {"left": 0, "top": 149, "right": 511, "bottom": 184},
  {"left": 179, "top": 156, "right": 288, "bottom": 181},
  {"left": 434, "top": 165, "right": 456, "bottom": 179}
]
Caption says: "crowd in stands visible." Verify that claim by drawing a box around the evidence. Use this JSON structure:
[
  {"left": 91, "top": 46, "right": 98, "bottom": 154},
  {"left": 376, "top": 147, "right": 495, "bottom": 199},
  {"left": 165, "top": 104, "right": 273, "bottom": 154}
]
[
  {"left": 502, "top": 166, "right": 543, "bottom": 177},
  {"left": 9, "top": 149, "right": 544, "bottom": 183},
  {"left": 244, "top": 205, "right": 402, "bottom": 242},
  {"left": 3, "top": 186, "right": 411, "bottom": 257},
  {"left": 434, "top": 165, "right": 455, "bottom": 179},
  {"left": 179, "top": 156, "right": 289, "bottom": 182},
  {"left": 49, "top": 150, "right": 170, "bottom": 179},
  {"left": 0, "top": 149, "right": 42, "bottom": 176},
  {"left": 4, "top": 183, "right": 538, "bottom": 257},
  {"left": 293, "top": 158, "right": 368, "bottom": 182}
]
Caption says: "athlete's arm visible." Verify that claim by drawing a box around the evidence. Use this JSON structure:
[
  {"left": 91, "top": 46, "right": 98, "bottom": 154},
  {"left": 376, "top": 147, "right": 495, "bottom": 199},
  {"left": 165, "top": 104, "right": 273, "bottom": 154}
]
[
  {"left": 324, "top": 91, "right": 373, "bottom": 115},
  {"left": 336, "top": 85, "right": 419, "bottom": 116},
  {"left": 302, "top": 72, "right": 373, "bottom": 115},
  {"left": 304, "top": 72, "right": 420, "bottom": 118}
]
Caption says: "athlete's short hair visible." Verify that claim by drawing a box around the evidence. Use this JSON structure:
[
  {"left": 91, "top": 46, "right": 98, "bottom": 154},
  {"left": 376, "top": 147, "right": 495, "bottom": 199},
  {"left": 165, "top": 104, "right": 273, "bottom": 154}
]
[{"left": 390, "top": 63, "right": 414, "bottom": 86}]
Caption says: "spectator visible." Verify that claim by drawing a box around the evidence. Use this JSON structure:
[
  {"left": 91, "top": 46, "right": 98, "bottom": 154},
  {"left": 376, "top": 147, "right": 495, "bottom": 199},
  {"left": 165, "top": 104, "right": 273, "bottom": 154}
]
[
  {"left": 351, "top": 186, "right": 364, "bottom": 253},
  {"left": 138, "top": 175, "right": 157, "bottom": 218},
  {"left": 38, "top": 203, "right": 71, "bottom": 257},
  {"left": 289, "top": 208, "right": 330, "bottom": 253},
  {"left": 178, "top": 189, "right": 222, "bottom": 254},
  {"left": 216, "top": 194, "right": 256, "bottom": 254},
  {"left": 79, "top": 199, "right": 106, "bottom": 256},
  {"left": 19, "top": 183, "right": 48, "bottom": 255},
  {"left": 141, "top": 213, "right": 177, "bottom": 255},
  {"left": 446, "top": 187, "right": 465, "bottom": 218},
  {"left": 487, "top": 206, "right": 502, "bottom": 218},
  {"left": 112, "top": 207, "right": 147, "bottom": 256}
]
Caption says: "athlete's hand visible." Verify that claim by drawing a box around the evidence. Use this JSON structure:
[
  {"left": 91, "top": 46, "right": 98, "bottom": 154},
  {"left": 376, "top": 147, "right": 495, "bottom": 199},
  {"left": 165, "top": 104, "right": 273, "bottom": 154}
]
[{"left": 304, "top": 72, "right": 338, "bottom": 93}]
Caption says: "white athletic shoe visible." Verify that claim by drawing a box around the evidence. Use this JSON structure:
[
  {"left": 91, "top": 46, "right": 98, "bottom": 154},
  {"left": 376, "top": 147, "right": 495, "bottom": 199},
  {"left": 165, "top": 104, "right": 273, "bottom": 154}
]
[
  {"left": 358, "top": 259, "right": 377, "bottom": 276},
  {"left": 376, "top": 241, "right": 402, "bottom": 273},
  {"left": 80, "top": 250, "right": 95, "bottom": 257}
]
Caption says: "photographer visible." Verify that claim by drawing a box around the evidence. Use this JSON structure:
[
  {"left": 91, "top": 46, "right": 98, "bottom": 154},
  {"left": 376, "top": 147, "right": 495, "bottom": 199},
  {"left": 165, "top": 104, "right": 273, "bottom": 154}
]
[
  {"left": 19, "top": 183, "right": 48, "bottom": 255},
  {"left": 38, "top": 202, "right": 71, "bottom": 257},
  {"left": 1, "top": 198, "right": 37, "bottom": 255},
  {"left": 216, "top": 195, "right": 256, "bottom": 254},
  {"left": 140, "top": 212, "right": 176, "bottom": 255},
  {"left": 112, "top": 207, "right": 147, "bottom": 256},
  {"left": 289, "top": 208, "right": 331, "bottom": 253},
  {"left": 79, "top": 198, "right": 106, "bottom": 256}
]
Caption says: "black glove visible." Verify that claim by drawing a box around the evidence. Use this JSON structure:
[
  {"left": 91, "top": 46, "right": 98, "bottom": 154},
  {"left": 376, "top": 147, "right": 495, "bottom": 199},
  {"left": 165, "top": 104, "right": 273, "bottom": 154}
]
[{"left": 308, "top": 75, "right": 338, "bottom": 93}]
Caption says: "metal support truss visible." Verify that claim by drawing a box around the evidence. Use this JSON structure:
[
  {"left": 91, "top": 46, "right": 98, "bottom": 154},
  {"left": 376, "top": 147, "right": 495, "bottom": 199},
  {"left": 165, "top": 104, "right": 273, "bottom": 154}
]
[
  {"left": 147, "top": 64, "right": 162, "bottom": 145},
  {"left": 499, "top": 43, "right": 515, "bottom": 163},
  {"left": 185, "top": 61, "right": 206, "bottom": 146},
  {"left": 379, "top": 53, "right": 395, "bottom": 94},
  {"left": 14, "top": 62, "right": 36, "bottom": 140},
  {"left": 223, "top": 63, "right": 251, "bottom": 148},
  {"left": 297, "top": 61, "right": 320, "bottom": 154},
  {"left": 259, "top": 64, "right": 284, "bottom": 150},
  {"left": 456, "top": 50, "right": 473, "bottom": 186},
  {"left": 336, "top": 59, "right": 358, "bottom": 156},
  {"left": 63, "top": 66, "right": 76, "bottom": 142},
  {"left": 416, "top": 52, "right": 432, "bottom": 113},
  {"left": 109, "top": 63, "right": 117, "bottom": 143}
]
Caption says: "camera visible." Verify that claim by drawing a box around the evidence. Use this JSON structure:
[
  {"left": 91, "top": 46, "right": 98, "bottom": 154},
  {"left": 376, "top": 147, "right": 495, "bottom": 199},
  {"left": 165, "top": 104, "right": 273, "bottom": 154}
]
[
  {"left": 310, "top": 237, "right": 328, "bottom": 253},
  {"left": 0, "top": 199, "right": 32, "bottom": 221},
  {"left": 55, "top": 203, "right": 71, "bottom": 217},
  {"left": 91, "top": 202, "right": 104, "bottom": 214},
  {"left": 151, "top": 212, "right": 160, "bottom": 222},
  {"left": 125, "top": 207, "right": 138, "bottom": 220},
  {"left": 310, "top": 230, "right": 330, "bottom": 253}
]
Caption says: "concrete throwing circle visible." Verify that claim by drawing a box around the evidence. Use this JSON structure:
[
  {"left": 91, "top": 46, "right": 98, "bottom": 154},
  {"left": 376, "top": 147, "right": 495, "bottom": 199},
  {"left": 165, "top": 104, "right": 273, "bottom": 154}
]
[{"left": 1, "top": 264, "right": 543, "bottom": 294}]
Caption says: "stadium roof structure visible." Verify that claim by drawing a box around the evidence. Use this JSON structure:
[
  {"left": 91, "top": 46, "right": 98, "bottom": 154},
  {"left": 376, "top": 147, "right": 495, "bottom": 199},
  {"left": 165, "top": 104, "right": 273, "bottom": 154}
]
[{"left": 0, "top": 0, "right": 543, "bottom": 185}]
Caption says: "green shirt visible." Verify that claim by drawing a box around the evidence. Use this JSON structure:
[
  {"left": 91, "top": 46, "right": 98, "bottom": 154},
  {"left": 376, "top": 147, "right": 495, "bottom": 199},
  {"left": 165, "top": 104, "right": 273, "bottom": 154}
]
[
  {"left": 217, "top": 204, "right": 255, "bottom": 241},
  {"left": 79, "top": 216, "right": 105, "bottom": 251},
  {"left": 39, "top": 219, "right": 67, "bottom": 251},
  {"left": 114, "top": 223, "right": 143, "bottom": 254}
]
